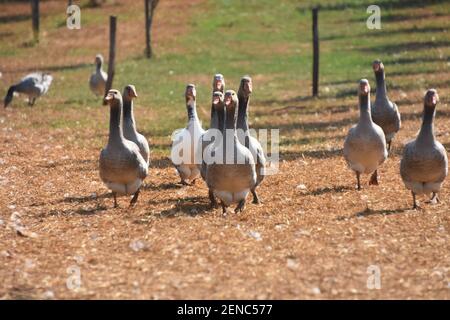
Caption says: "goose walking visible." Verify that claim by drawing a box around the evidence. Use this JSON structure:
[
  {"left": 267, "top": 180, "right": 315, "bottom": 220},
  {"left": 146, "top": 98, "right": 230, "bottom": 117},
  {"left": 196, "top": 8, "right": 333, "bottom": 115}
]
[
  {"left": 171, "top": 84, "right": 205, "bottom": 185},
  {"left": 122, "top": 85, "right": 150, "bottom": 166},
  {"left": 4, "top": 72, "right": 53, "bottom": 108},
  {"left": 371, "top": 60, "right": 401, "bottom": 152},
  {"left": 400, "top": 89, "right": 448, "bottom": 209},
  {"left": 89, "top": 54, "right": 108, "bottom": 97},
  {"left": 206, "top": 90, "right": 257, "bottom": 214},
  {"left": 202, "top": 90, "right": 224, "bottom": 207},
  {"left": 344, "top": 79, "right": 387, "bottom": 190},
  {"left": 237, "top": 76, "right": 266, "bottom": 204},
  {"left": 99, "top": 90, "right": 148, "bottom": 207}
]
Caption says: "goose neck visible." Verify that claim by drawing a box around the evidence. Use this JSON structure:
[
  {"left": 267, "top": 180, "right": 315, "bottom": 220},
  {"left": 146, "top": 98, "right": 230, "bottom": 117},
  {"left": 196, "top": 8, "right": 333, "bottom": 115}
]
[
  {"left": 108, "top": 102, "right": 125, "bottom": 145},
  {"left": 187, "top": 100, "right": 199, "bottom": 123},
  {"left": 359, "top": 95, "right": 373, "bottom": 123},
  {"left": 375, "top": 71, "right": 387, "bottom": 101},
  {"left": 123, "top": 98, "right": 136, "bottom": 127},
  {"left": 417, "top": 105, "right": 436, "bottom": 143},
  {"left": 237, "top": 94, "right": 250, "bottom": 132}
]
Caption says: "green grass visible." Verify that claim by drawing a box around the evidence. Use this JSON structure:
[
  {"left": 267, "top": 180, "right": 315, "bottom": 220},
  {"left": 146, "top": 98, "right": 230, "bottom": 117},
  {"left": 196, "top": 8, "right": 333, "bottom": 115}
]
[{"left": 1, "top": 0, "right": 449, "bottom": 146}]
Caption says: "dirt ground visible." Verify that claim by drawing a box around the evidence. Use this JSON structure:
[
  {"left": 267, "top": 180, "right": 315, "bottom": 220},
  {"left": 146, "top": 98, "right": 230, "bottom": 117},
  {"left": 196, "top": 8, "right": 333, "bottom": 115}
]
[{"left": 1, "top": 1, "right": 449, "bottom": 299}]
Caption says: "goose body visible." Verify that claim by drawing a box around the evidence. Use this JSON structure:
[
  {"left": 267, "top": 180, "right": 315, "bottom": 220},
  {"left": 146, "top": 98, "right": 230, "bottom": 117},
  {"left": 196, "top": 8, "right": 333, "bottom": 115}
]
[
  {"left": 344, "top": 79, "right": 387, "bottom": 189},
  {"left": 371, "top": 60, "right": 401, "bottom": 151},
  {"left": 122, "top": 85, "right": 150, "bottom": 166},
  {"left": 237, "top": 76, "right": 266, "bottom": 204},
  {"left": 99, "top": 90, "right": 148, "bottom": 207},
  {"left": 206, "top": 90, "right": 257, "bottom": 214},
  {"left": 4, "top": 72, "right": 53, "bottom": 108},
  {"left": 89, "top": 54, "right": 108, "bottom": 97},
  {"left": 400, "top": 89, "right": 448, "bottom": 209},
  {"left": 171, "top": 84, "right": 205, "bottom": 185}
]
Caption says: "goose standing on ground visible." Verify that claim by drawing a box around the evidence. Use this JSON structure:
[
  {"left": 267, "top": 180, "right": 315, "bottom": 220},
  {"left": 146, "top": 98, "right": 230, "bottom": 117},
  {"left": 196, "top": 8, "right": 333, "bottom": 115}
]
[
  {"left": 99, "top": 90, "right": 148, "bottom": 208},
  {"left": 171, "top": 84, "right": 205, "bottom": 185},
  {"left": 122, "top": 85, "right": 150, "bottom": 166},
  {"left": 89, "top": 54, "right": 108, "bottom": 97},
  {"left": 371, "top": 60, "right": 401, "bottom": 152},
  {"left": 400, "top": 89, "right": 448, "bottom": 209},
  {"left": 206, "top": 90, "right": 257, "bottom": 214},
  {"left": 344, "top": 79, "right": 387, "bottom": 190},
  {"left": 4, "top": 72, "right": 53, "bottom": 108},
  {"left": 237, "top": 76, "right": 266, "bottom": 204}
]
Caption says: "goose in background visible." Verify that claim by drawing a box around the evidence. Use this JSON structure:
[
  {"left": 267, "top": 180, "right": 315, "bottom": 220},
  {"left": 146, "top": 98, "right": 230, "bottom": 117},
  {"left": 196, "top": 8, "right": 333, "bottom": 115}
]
[
  {"left": 206, "top": 90, "right": 257, "bottom": 214},
  {"left": 99, "top": 90, "right": 148, "bottom": 208},
  {"left": 400, "top": 89, "right": 448, "bottom": 209},
  {"left": 89, "top": 54, "right": 107, "bottom": 97},
  {"left": 237, "top": 76, "right": 266, "bottom": 204},
  {"left": 122, "top": 84, "right": 150, "bottom": 166},
  {"left": 4, "top": 72, "right": 53, "bottom": 108},
  {"left": 344, "top": 79, "right": 387, "bottom": 190},
  {"left": 371, "top": 60, "right": 401, "bottom": 152},
  {"left": 171, "top": 84, "right": 205, "bottom": 185}
]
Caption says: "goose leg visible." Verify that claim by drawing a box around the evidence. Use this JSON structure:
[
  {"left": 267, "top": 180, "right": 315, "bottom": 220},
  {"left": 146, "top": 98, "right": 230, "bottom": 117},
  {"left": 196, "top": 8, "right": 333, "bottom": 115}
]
[
  {"left": 235, "top": 199, "right": 246, "bottom": 213},
  {"left": 251, "top": 189, "right": 260, "bottom": 204},
  {"left": 113, "top": 192, "right": 118, "bottom": 208},
  {"left": 387, "top": 141, "right": 392, "bottom": 153},
  {"left": 129, "top": 189, "right": 141, "bottom": 207},
  {"left": 430, "top": 192, "right": 440, "bottom": 205},
  {"left": 369, "top": 170, "right": 379, "bottom": 186},
  {"left": 29, "top": 98, "right": 36, "bottom": 107},
  {"left": 412, "top": 192, "right": 420, "bottom": 210},
  {"left": 180, "top": 179, "right": 189, "bottom": 186},
  {"left": 356, "top": 172, "right": 361, "bottom": 190},
  {"left": 209, "top": 189, "right": 218, "bottom": 208},
  {"left": 221, "top": 202, "right": 227, "bottom": 216}
]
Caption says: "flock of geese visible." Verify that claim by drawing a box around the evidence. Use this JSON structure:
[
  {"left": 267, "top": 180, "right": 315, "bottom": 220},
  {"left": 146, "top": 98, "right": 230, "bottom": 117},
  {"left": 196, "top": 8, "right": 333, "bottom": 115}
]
[{"left": 2, "top": 56, "right": 448, "bottom": 212}]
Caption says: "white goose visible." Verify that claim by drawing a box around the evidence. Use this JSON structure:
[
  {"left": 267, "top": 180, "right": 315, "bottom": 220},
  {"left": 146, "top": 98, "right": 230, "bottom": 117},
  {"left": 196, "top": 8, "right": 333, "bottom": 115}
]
[
  {"left": 99, "top": 90, "right": 148, "bottom": 207},
  {"left": 371, "top": 60, "right": 401, "bottom": 152},
  {"left": 344, "top": 79, "right": 387, "bottom": 190},
  {"left": 206, "top": 90, "right": 257, "bottom": 214},
  {"left": 171, "top": 84, "right": 205, "bottom": 185},
  {"left": 237, "top": 76, "right": 266, "bottom": 204},
  {"left": 89, "top": 54, "right": 107, "bottom": 97},
  {"left": 4, "top": 72, "right": 53, "bottom": 108},
  {"left": 122, "top": 85, "right": 150, "bottom": 166},
  {"left": 400, "top": 89, "right": 448, "bottom": 209}
]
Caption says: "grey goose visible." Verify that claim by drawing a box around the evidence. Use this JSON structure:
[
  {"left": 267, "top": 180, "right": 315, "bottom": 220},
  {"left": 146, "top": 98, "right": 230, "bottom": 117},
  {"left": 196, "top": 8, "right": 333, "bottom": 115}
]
[
  {"left": 89, "top": 54, "right": 108, "bottom": 97},
  {"left": 4, "top": 72, "right": 53, "bottom": 108},
  {"left": 344, "top": 79, "right": 387, "bottom": 190},
  {"left": 400, "top": 89, "right": 448, "bottom": 209},
  {"left": 99, "top": 90, "right": 148, "bottom": 207}
]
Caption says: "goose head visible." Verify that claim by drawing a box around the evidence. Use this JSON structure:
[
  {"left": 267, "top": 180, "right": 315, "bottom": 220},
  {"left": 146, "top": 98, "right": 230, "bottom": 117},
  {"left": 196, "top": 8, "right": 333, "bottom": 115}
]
[
  {"left": 424, "top": 89, "right": 439, "bottom": 109},
  {"left": 212, "top": 91, "right": 224, "bottom": 109},
  {"left": 185, "top": 84, "right": 196, "bottom": 103},
  {"left": 238, "top": 75, "right": 253, "bottom": 98},
  {"left": 95, "top": 54, "right": 104, "bottom": 69},
  {"left": 224, "top": 90, "right": 238, "bottom": 122},
  {"left": 213, "top": 74, "right": 225, "bottom": 93},
  {"left": 372, "top": 59, "right": 384, "bottom": 74},
  {"left": 358, "top": 79, "right": 370, "bottom": 97},
  {"left": 123, "top": 84, "right": 138, "bottom": 102},
  {"left": 4, "top": 86, "right": 14, "bottom": 108},
  {"left": 105, "top": 89, "right": 122, "bottom": 107}
]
